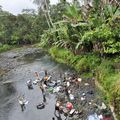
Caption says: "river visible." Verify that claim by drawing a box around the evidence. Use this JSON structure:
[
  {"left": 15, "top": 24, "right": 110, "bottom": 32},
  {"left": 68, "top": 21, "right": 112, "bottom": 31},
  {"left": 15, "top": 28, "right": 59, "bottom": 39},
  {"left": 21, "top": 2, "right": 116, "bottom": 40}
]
[
  {"left": 0, "top": 47, "right": 113, "bottom": 120},
  {"left": 0, "top": 47, "right": 75, "bottom": 120}
]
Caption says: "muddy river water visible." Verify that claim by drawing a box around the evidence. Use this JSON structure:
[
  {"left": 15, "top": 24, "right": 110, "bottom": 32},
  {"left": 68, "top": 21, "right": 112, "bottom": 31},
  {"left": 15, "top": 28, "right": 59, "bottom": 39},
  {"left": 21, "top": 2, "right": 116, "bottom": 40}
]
[
  {"left": 0, "top": 48, "right": 75, "bottom": 120},
  {"left": 0, "top": 47, "right": 113, "bottom": 120}
]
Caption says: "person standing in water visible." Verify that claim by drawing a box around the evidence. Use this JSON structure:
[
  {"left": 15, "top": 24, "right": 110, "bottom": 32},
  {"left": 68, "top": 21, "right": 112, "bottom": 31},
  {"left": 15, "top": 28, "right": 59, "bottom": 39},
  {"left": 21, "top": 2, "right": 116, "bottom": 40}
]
[
  {"left": 27, "top": 79, "right": 33, "bottom": 89},
  {"left": 38, "top": 81, "right": 46, "bottom": 102},
  {"left": 54, "top": 100, "right": 63, "bottom": 119},
  {"left": 39, "top": 82, "right": 45, "bottom": 93},
  {"left": 18, "top": 95, "right": 27, "bottom": 111},
  {"left": 34, "top": 71, "right": 40, "bottom": 80},
  {"left": 44, "top": 70, "right": 48, "bottom": 76},
  {"left": 43, "top": 92, "right": 46, "bottom": 103},
  {"left": 54, "top": 111, "right": 62, "bottom": 120}
]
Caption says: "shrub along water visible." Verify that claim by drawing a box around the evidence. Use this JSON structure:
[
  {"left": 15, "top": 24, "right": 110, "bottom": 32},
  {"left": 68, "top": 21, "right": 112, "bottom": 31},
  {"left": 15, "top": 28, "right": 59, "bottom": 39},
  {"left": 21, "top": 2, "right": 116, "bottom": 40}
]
[{"left": 0, "top": 44, "right": 12, "bottom": 53}]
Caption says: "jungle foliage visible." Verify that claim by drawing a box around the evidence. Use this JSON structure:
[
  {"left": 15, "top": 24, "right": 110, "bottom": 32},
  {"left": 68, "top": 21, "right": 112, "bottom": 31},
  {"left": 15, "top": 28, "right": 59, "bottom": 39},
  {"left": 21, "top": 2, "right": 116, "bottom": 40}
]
[{"left": 0, "top": 7, "right": 47, "bottom": 46}]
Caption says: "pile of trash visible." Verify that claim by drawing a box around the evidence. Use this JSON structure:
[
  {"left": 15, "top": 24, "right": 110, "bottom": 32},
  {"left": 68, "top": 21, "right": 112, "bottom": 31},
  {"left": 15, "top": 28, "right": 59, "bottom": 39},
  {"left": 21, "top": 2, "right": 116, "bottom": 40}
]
[{"left": 20, "top": 70, "right": 113, "bottom": 120}]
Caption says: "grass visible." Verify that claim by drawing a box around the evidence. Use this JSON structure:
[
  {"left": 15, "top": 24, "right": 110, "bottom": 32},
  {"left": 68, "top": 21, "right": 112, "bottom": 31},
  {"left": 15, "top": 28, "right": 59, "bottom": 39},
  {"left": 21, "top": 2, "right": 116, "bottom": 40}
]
[
  {"left": 49, "top": 46, "right": 101, "bottom": 72},
  {"left": 0, "top": 44, "right": 12, "bottom": 53}
]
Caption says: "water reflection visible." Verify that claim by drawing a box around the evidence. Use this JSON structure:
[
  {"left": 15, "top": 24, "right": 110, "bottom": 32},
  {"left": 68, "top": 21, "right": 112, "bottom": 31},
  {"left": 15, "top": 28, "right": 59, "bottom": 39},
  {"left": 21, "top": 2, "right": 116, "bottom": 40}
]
[
  {"left": 0, "top": 82, "right": 16, "bottom": 120},
  {"left": 0, "top": 83, "right": 16, "bottom": 108},
  {"left": 18, "top": 51, "right": 46, "bottom": 63}
]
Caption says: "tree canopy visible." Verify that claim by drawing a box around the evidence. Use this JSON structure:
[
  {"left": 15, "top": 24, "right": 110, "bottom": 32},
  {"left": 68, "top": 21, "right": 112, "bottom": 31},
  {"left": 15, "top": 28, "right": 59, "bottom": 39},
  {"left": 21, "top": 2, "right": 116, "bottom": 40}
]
[{"left": 0, "top": 0, "right": 120, "bottom": 54}]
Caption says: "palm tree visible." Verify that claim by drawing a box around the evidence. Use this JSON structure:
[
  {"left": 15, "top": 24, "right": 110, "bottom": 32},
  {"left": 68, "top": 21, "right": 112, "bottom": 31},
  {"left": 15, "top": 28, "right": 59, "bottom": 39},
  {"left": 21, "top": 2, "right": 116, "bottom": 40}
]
[
  {"left": 33, "top": 0, "right": 53, "bottom": 28},
  {"left": 0, "top": 5, "right": 2, "bottom": 10},
  {"left": 101, "top": 0, "right": 120, "bottom": 5}
]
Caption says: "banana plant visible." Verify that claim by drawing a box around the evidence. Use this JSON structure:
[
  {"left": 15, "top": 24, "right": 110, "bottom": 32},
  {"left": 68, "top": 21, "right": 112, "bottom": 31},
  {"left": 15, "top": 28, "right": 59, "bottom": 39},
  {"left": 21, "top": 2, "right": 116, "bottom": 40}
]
[
  {"left": 103, "top": 4, "right": 120, "bottom": 23},
  {"left": 64, "top": 4, "right": 82, "bottom": 24}
]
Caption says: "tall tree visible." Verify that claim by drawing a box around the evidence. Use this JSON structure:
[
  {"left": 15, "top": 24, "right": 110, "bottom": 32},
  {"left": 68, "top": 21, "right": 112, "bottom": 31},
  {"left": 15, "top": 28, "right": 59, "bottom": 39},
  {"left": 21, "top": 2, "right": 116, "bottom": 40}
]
[
  {"left": 33, "top": 0, "right": 53, "bottom": 28},
  {"left": 0, "top": 5, "right": 2, "bottom": 11}
]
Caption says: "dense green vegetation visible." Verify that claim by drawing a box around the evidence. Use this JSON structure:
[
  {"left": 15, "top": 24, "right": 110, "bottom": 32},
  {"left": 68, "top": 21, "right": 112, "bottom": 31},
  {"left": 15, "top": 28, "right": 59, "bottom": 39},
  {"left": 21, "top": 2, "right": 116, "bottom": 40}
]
[
  {"left": 0, "top": 0, "right": 120, "bottom": 118},
  {"left": 0, "top": 44, "right": 12, "bottom": 53}
]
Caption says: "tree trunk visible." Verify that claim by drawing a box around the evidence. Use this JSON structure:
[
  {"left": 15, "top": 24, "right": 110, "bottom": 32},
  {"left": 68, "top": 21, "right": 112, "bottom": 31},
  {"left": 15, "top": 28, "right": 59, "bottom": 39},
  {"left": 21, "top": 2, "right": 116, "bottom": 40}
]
[
  {"left": 44, "top": 0, "right": 53, "bottom": 28},
  {"left": 44, "top": 12, "right": 51, "bottom": 28}
]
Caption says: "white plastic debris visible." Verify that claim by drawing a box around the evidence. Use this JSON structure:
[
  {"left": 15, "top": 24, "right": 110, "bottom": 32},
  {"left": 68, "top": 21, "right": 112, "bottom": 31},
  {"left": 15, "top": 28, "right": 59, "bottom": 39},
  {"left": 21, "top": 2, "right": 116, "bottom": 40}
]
[
  {"left": 27, "top": 80, "right": 30, "bottom": 84},
  {"left": 98, "top": 114, "right": 103, "bottom": 119},
  {"left": 77, "top": 78, "right": 82, "bottom": 82},
  {"left": 67, "top": 82, "right": 70, "bottom": 87},
  {"left": 89, "top": 102, "right": 92, "bottom": 105},
  {"left": 68, "top": 77, "right": 72, "bottom": 80},
  {"left": 84, "top": 83, "right": 89, "bottom": 86},
  {"left": 47, "top": 76, "right": 52, "bottom": 81},
  {"left": 56, "top": 102, "right": 60, "bottom": 107},
  {"left": 81, "top": 97, "right": 85, "bottom": 101},
  {"left": 69, "top": 94, "right": 74, "bottom": 100},
  {"left": 24, "top": 100, "right": 29, "bottom": 105},
  {"left": 56, "top": 86, "right": 60, "bottom": 91},
  {"left": 100, "top": 102, "right": 107, "bottom": 110},
  {"left": 82, "top": 92, "right": 86, "bottom": 96},
  {"left": 57, "top": 80, "right": 61, "bottom": 84},
  {"left": 68, "top": 90, "right": 71, "bottom": 94},
  {"left": 53, "top": 86, "right": 61, "bottom": 93},
  {"left": 33, "top": 80, "right": 37, "bottom": 85},
  {"left": 33, "top": 79, "right": 38, "bottom": 85},
  {"left": 69, "top": 109, "right": 75, "bottom": 115}
]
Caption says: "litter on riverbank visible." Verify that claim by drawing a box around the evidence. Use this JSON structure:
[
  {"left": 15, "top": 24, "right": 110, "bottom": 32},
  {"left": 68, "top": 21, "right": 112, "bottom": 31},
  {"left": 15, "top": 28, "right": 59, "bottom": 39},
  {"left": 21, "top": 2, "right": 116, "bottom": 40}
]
[{"left": 25, "top": 70, "right": 113, "bottom": 120}]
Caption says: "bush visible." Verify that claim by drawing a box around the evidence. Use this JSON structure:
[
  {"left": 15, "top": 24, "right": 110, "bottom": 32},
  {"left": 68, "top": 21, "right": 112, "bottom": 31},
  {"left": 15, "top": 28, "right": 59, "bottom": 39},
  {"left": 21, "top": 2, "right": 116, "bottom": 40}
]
[
  {"left": 49, "top": 47, "right": 100, "bottom": 73},
  {"left": 75, "top": 54, "right": 100, "bottom": 72},
  {"left": 49, "top": 46, "right": 74, "bottom": 65},
  {"left": 0, "top": 44, "right": 11, "bottom": 53}
]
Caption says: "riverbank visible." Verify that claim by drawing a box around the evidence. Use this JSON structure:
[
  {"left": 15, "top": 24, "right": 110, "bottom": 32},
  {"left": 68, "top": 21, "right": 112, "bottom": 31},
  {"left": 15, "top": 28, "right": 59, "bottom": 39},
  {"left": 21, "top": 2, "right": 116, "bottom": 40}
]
[
  {"left": 0, "top": 44, "right": 12, "bottom": 53},
  {"left": 49, "top": 46, "right": 120, "bottom": 119},
  {"left": 0, "top": 45, "right": 44, "bottom": 77}
]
